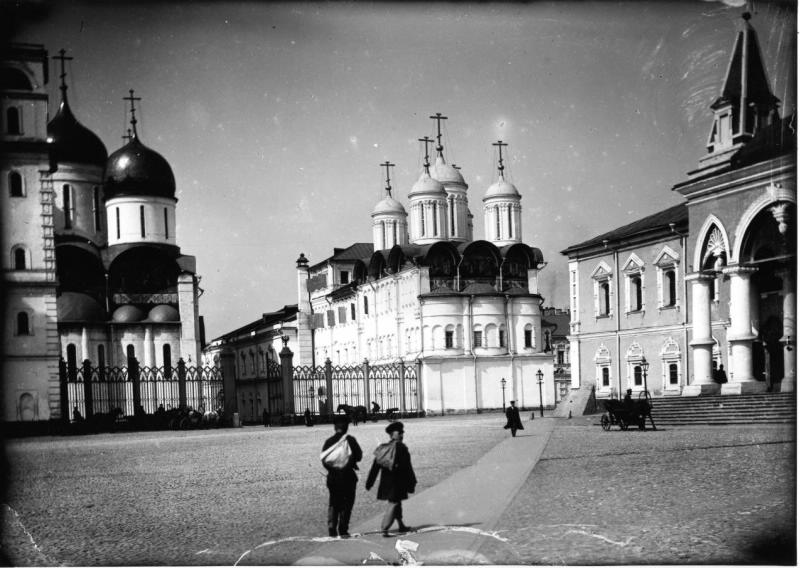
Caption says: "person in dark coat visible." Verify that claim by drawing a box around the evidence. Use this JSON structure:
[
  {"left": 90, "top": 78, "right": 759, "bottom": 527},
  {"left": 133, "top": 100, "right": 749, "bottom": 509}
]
[
  {"left": 304, "top": 407, "right": 314, "bottom": 427},
  {"left": 321, "top": 414, "right": 363, "bottom": 537},
  {"left": 623, "top": 388, "right": 634, "bottom": 408},
  {"left": 366, "top": 421, "right": 417, "bottom": 537},
  {"left": 504, "top": 400, "right": 524, "bottom": 437}
]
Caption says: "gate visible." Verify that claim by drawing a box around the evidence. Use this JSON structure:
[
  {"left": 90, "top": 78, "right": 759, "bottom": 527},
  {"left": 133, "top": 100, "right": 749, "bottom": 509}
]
[{"left": 293, "top": 364, "right": 327, "bottom": 415}]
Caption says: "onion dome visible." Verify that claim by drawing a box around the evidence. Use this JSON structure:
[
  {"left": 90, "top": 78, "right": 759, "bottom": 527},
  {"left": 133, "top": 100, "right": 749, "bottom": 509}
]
[
  {"left": 57, "top": 292, "right": 106, "bottom": 321},
  {"left": 431, "top": 156, "right": 465, "bottom": 186},
  {"left": 112, "top": 305, "right": 146, "bottom": 323},
  {"left": 484, "top": 178, "right": 520, "bottom": 198},
  {"left": 105, "top": 136, "right": 176, "bottom": 199},
  {"left": 372, "top": 195, "right": 406, "bottom": 216},
  {"left": 148, "top": 304, "right": 180, "bottom": 322},
  {"left": 409, "top": 171, "right": 446, "bottom": 197},
  {"left": 47, "top": 100, "right": 108, "bottom": 166}
]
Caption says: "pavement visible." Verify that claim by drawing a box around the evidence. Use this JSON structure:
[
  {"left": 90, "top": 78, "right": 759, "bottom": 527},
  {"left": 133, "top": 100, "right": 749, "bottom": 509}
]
[{"left": 282, "top": 418, "right": 556, "bottom": 566}]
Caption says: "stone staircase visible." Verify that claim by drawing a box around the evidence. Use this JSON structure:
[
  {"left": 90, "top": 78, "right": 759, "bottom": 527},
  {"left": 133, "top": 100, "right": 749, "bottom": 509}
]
[{"left": 649, "top": 392, "right": 796, "bottom": 426}]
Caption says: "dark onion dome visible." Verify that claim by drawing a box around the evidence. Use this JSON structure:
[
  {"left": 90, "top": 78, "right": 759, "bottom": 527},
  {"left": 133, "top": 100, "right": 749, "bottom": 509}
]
[
  {"left": 112, "top": 304, "right": 146, "bottom": 323},
  {"left": 104, "top": 136, "right": 176, "bottom": 199},
  {"left": 57, "top": 292, "right": 106, "bottom": 322},
  {"left": 148, "top": 304, "right": 180, "bottom": 322},
  {"left": 47, "top": 99, "right": 108, "bottom": 166}
]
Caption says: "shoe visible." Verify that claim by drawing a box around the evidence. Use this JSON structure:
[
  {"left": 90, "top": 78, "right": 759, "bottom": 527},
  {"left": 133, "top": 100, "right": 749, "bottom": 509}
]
[
  {"left": 398, "top": 525, "right": 411, "bottom": 533},
  {"left": 382, "top": 531, "right": 391, "bottom": 538},
  {"left": 339, "top": 532, "right": 351, "bottom": 539}
]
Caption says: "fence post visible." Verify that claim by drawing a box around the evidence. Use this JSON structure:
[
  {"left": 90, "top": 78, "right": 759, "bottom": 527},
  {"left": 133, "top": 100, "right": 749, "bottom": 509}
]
[
  {"left": 398, "top": 359, "right": 407, "bottom": 414},
  {"left": 416, "top": 358, "right": 423, "bottom": 414},
  {"left": 130, "top": 356, "right": 142, "bottom": 420},
  {"left": 220, "top": 350, "right": 238, "bottom": 423},
  {"left": 324, "top": 358, "right": 333, "bottom": 415},
  {"left": 59, "top": 358, "right": 69, "bottom": 424},
  {"left": 82, "top": 359, "right": 94, "bottom": 419},
  {"left": 362, "top": 358, "right": 371, "bottom": 410},
  {"left": 177, "top": 358, "right": 187, "bottom": 410},
  {"left": 280, "top": 344, "right": 295, "bottom": 416}
]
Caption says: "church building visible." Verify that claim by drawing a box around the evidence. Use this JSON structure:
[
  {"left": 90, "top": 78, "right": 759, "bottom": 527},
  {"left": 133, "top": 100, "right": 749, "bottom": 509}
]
[
  {"left": 562, "top": 12, "right": 795, "bottom": 400},
  {"left": 2, "top": 44, "right": 203, "bottom": 424}
]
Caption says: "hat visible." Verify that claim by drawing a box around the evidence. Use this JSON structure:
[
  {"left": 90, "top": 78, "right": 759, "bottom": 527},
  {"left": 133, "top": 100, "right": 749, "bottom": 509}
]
[
  {"left": 385, "top": 421, "right": 404, "bottom": 434},
  {"left": 509, "top": 400, "right": 516, "bottom": 404},
  {"left": 626, "top": 389, "right": 633, "bottom": 394},
  {"left": 333, "top": 415, "right": 350, "bottom": 427}
]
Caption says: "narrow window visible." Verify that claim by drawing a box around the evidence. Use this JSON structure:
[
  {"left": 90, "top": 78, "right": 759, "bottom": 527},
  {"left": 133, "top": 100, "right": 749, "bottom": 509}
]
[
  {"left": 350, "top": 303, "right": 356, "bottom": 320},
  {"left": 363, "top": 296, "right": 369, "bottom": 315},
  {"left": 495, "top": 207, "right": 501, "bottom": 240},
  {"left": 116, "top": 207, "right": 121, "bottom": 239},
  {"left": 473, "top": 330, "right": 483, "bottom": 348},
  {"left": 544, "top": 330, "right": 552, "bottom": 352},
  {"left": 432, "top": 202, "right": 438, "bottom": 236},
  {"left": 163, "top": 344, "right": 172, "bottom": 376},
  {"left": 340, "top": 270, "right": 349, "bottom": 284},
  {"left": 140, "top": 205, "right": 146, "bottom": 237},
  {"left": 6, "top": 107, "right": 21, "bottom": 134},
  {"left": 601, "top": 367, "right": 610, "bottom": 387},
  {"left": 14, "top": 248, "right": 26, "bottom": 270},
  {"left": 631, "top": 276, "right": 642, "bottom": 311},
  {"left": 507, "top": 206, "right": 512, "bottom": 239},
  {"left": 499, "top": 328, "right": 506, "bottom": 348},
  {"left": 9, "top": 172, "right": 23, "bottom": 197},
  {"left": 557, "top": 350, "right": 565, "bottom": 365},
  {"left": 97, "top": 344, "right": 106, "bottom": 380},
  {"left": 665, "top": 270, "right": 676, "bottom": 307},
  {"left": 445, "top": 330, "right": 454, "bottom": 349},
  {"left": 449, "top": 198, "right": 455, "bottom": 237},
  {"left": 93, "top": 187, "right": 101, "bottom": 231},
  {"left": 634, "top": 365, "right": 643, "bottom": 386},
  {"left": 67, "top": 344, "right": 77, "bottom": 381},
  {"left": 524, "top": 328, "right": 533, "bottom": 348},
  {"left": 669, "top": 363, "right": 679, "bottom": 385},
  {"left": 63, "top": 184, "right": 73, "bottom": 229},
  {"left": 600, "top": 281, "right": 610, "bottom": 316},
  {"left": 420, "top": 204, "right": 426, "bottom": 237},
  {"left": 16, "top": 311, "right": 29, "bottom": 335},
  {"left": 393, "top": 221, "right": 397, "bottom": 245},
  {"left": 164, "top": 207, "right": 169, "bottom": 239}
]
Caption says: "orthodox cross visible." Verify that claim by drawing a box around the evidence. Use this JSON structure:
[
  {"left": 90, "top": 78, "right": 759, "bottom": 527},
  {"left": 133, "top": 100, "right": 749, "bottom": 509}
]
[
  {"left": 492, "top": 140, "right": 508, "bottom": 177},
  {"left": 122, "top": 128, "right": 133, "bottom": 143},
  {"left": 381, "top": 161, "right": 395, "bottom": 196},
  {"left": 53, "top": 48, "right": 73, "bottom": 97},
  {"left": 123, "top": 89, "right": 142, "bottom": 137},
  {"left": 418, "top": 136, "right": 433, "bottom": 172},
  {"left": 430, "top": 112, "right": 448, "bottom": 156}
]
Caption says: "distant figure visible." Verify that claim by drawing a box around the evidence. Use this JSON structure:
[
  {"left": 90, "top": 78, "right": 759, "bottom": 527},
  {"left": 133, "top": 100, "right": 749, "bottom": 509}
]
[
  {"left": 304, "top": 407, "right": 314, "bottom": 427},
  {"left": 72, "top": 406, "right": 83, "bottom": 422},
  {"left": 262, "top": 408, "right": 270, "bottom": 427},
  {"left": 714, "top": 364, "right": 728, "bottom": 385},
  {"left": 623, "top": 388, "right": 634, "bottom": 409},
  {"left": 321, "top": 415, "right": 363, "bottom": 538},
  {"left": 504, "top": 400, "right": 524, "bottom": 437},
  {"left": 366, "top": 421, "right": 416, "bottom": 537},
  {"left": 371, "top": 401, "right": 380, "bottom": 414}
]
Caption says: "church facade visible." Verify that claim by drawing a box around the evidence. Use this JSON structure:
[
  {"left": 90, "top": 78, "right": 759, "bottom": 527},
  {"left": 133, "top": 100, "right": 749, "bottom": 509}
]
[
  {"left": 562, "top": 13, "right": 795, "bottom": 400},
  {"left": 2, "top": 44, "right": 203, "bottom": 423}
]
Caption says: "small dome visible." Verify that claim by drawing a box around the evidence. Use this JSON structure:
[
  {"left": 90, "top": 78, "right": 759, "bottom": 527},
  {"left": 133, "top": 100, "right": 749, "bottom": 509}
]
[
  {"left": 112, "top": 305, "right": 146, "bottom": 323},
  {"left": 47, "top": 100, "right": 108, "bottom": 167},
  {"left": 105, "top": 136, "right": 176, "bottom": 200},
  {"left": 484, "top": 178, "right": 520, "bottom": 198},
  {"left": 372, "top": 195, "right": 407, "bottom": 216},
  {"left": 148, "top": 304, "right": 180, "bottom": 322},
  {"left": 409, "top": 171, "right": 446, "bottom": 198},
  {"left": 57, "top": 292, "right": 106, "bottom": 321},
  {"left": 431, "top": 156, "right": 466, "bottom": 186}
]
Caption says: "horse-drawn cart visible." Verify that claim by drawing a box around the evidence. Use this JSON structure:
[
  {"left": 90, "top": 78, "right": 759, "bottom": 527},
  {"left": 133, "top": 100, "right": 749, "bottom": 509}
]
[{"left": 600, "top": 393, "right": 656, "bottom": 431}]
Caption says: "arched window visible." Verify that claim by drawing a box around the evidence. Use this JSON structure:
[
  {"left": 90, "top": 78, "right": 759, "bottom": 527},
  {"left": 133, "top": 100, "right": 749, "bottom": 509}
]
[
  {"left": 601, "top": 367, "right": 610, "bottom": 387},
  {"left": 524, "top": 324, "right": 533, "bottom": 349},
  {"left": 66, "top": 343, "right": 78, "bottom": 381},
  {"left": 164, "top": 207, "right": 169, "bottom": 239},
  {"left": 445, "top": 324, "right": 455, "bottom": 349},
  {"left": 163, "top": 344, "right": 172, "bottom": 376},
  {"left": 140, "top": 205, "right": 146, "bottom": 237},
  {"left": 633, "top": 365, "right": 643, "bottom": 387},
  {"left": 599, "top": 281, "right": 610, "bottom": 316},
  {"left": 97, "top": 344, "right": 106, "bottom": 380},
  {"left": 9, "top": 171, "right": 23, "bottom": 197},
  {"left": 432, "top": 202, "right": 438, "bottom": 236},
  {"left": 630, "top": 276, "right": 642, "bottom": 311},
  {"left": 499, "top": 326, "right": 507, "bottom": 348},
  {"left": 16, "top": 311, "right": 29, "bottom": 335},
  {"left": 13, "top": 247, "right": 26, "bottom": 270},
  {"left": 664, "top": 270, "right": 676, "bottom": 307},
  {"left": 495, "top": 206, "right": 501, "bottom": 240},
  {"left": 669, "top": 363, "right": 679, "bottom": 385},
  {"left": 420, "top": 204, "right": 426, "bottom": 237},
  {"left": 363, "top": 296, "right": 369, "bottom": 316},
  {"left": 472, "top": 326, "right": 483, "bottom": 349},
  {"left": 6, "top": 107, "right": 21, "bottom": 134},
  {"left": 62, "top": 184, "right": 74, "bottom": 229}
]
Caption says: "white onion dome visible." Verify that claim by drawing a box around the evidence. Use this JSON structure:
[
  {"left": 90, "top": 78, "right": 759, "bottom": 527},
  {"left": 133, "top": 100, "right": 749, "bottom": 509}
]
[
  {"left": 483, "top": 177, "right": 520, "bottom": 199},
  {"left": 372, "top": 195, "right": 407, "bottom": 216},
  {"left": 148, "top": 304, "right": 180, "bottom": 322},
  {"left": 409, "top": 171, "right": 446, "bottom": 198},
  {"left": 431, "top": 156, "right": 466, "bottom": 186}
]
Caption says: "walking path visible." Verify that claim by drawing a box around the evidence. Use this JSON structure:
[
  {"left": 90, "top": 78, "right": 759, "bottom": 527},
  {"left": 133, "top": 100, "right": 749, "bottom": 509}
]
[{"left": 286, "top": 417, "right": 556, "bottom": 565}]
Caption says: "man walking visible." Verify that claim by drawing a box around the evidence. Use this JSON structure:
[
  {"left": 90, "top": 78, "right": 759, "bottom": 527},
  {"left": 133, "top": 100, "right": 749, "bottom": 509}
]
[
  {"left": 366, "top": 421, "right": 417, "bottom": 537},
  {"left": 504, "top": 400, "right": 524, "bottom": 437},
  {"left": 321, "top": 415, "right": 363, "bottom": 538}
]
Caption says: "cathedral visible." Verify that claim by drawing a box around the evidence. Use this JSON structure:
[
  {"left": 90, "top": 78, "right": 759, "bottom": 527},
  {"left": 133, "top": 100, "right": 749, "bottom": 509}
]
[
  {"left": 562, "top": 12, "right": 795, "bottom": 401},
  {"left": 2, "top": 44, "right": 203, "bottom": 423}
]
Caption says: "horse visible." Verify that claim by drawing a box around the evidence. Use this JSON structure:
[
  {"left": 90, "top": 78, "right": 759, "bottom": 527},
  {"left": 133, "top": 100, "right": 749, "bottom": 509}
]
[{"left": 336, "top": 404, "right": 367, "bottom": 425}]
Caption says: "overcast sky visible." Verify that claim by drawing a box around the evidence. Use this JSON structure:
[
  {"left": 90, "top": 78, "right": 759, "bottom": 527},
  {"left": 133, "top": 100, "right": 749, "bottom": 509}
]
[{"left": 10, "top": 0, "right": 796, "bottom": 340}]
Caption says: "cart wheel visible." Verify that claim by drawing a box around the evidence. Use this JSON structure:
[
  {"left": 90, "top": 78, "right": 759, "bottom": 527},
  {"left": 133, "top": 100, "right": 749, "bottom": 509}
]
[{"left": 601, "top": 415, "right": 611, "bottom": 431}]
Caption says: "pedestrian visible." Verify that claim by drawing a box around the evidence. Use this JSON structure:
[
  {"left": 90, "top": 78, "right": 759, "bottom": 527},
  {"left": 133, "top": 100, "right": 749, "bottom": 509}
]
[
  {"left": 504, "top": 400, "right": 524, "bottom": 437},
  {"left": 262, "top": 408, "right": 270, "bottom": 427},
  {"left": 366, "top": 421, "right": 416, "bottom": 537},
  {"left": 304, "top": 407, "right": 313, "bottom": 427},
  {"left": 320, "top": 415, "right": 363, "bottom": 538},
  {"left": 714, "top": 364, "right": 728, "bottom": 384}
]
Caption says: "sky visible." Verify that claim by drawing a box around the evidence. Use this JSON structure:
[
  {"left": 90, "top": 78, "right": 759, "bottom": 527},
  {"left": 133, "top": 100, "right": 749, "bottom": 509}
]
[{"left": 9, "top": 0, "right": 796, "bottom": 341}]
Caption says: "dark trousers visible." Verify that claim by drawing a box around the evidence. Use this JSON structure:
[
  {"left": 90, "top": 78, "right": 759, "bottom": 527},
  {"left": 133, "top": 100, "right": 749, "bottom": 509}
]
[
  {"left": 381, "top": 501, "right": 404, "bottom": 532},
  {"left": 327, "top": 473, "right": 357, "bottom": 536},
  {"left": 327, "top": 504, "right": 353, "bottom": 536},
  {"left": 510, "top": 427, "right": 518, "bottom": 437}
]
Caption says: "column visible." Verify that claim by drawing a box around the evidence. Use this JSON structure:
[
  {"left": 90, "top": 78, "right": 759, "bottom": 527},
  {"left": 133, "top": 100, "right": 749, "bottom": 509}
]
[
  {"left": 721, "top": 265, "right": 764, "bottom": 394},
  {"left": 779, "top": 267, "right": 796, "bottom": 392},
  {"left": 683, "top": 273, "right": 719, "bottom": 396},
  {"left": 143, "top": 326, "right": 154, "bottom": 367},
  {"left": 80, "top": 326, "right": 90, "bottom": 362}
]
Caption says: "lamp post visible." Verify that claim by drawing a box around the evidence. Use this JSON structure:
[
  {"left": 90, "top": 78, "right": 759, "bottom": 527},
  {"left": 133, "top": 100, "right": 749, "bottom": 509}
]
[
  {"left": 641, "top": 357, "right": 650, "bottom": 396},
  {"left": 536, "top": 369, "right": 544, "bottom": 417},
  {"left": 500, "top": 377, "right": 507, "bottom": 409}
]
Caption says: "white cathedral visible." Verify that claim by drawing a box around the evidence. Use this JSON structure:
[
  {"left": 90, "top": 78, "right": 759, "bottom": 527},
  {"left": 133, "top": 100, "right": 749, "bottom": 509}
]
[{"left": 293, "top": 120, "right": 556, "bottom": 414}]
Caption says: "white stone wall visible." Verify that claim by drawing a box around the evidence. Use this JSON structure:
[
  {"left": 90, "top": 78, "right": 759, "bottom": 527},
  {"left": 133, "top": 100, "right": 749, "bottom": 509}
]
[{"left": 105, "top": 195, "right": 177, "bottom": 247}]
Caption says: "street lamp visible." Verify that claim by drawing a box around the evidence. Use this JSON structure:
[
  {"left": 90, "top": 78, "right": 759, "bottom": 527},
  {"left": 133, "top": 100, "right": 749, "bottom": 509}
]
[
  {"left": 641, "top": 357, "right": 650, "bottom": 396},
  {"left": 536, "top": 369, "right": 544, "bottom": 417},
  {"left": 500, "top": 377, "right": 507, "bottom": 409}
]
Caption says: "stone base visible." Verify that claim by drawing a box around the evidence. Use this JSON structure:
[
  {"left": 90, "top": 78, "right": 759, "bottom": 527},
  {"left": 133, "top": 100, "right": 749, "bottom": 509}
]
[
  {"left": 780, "top": 376, "right": 796, "bottom": 393},
  {"left": 721, "top": 381, "right": 768, "bottom": 395},
  {"left": 682, "top": 383, "right": 720, "bottom": 397}
]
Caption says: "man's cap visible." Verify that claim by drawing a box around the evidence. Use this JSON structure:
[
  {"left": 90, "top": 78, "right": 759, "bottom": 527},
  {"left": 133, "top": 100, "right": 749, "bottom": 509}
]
[
  {"left": 333, "top": 415, "right": 349, "bottom": 427},
  {"left": 386, "top": 421, "right": 404, "bottom": 434},
  {"left": 509, "top": 400, "right": 515, "bottom": 404},
  {"left": 626, "top": 389, "right": 633, "bottom": 393}
]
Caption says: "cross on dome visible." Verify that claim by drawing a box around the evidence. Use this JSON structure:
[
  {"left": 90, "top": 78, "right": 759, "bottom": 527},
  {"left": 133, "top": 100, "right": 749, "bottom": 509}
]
[
  {"left": 123, "top": 89, "right": 142, "bottom": 138},
  {"left": 53, "top": 48, "right": 73, "bottom": 99},
  {"left": 430, "top": 112, "right": 448, "bottom": 157},
  {"left": 122, "top": 128, "right": 133, "bottom": 143},
  {"left": 418, "top": 136, "right": 433, "bottom": 173},
  {"left": 381, "top": 160, "right": 396, "bottom": 196},
  {"left": 492, "top": 140, "right": 508, "bottom": 178}
]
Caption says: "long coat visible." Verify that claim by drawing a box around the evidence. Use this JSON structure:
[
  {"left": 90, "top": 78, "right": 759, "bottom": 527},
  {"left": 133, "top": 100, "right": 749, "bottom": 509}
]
[
  {"left": 366, "top": 442, "right": 417, "bottom": 502},
  {"left": 322, "top": 433, "right": 363, "bottom": 509},
  {"left": 504, "top": 406, "right": 524, "bottom": 431}
]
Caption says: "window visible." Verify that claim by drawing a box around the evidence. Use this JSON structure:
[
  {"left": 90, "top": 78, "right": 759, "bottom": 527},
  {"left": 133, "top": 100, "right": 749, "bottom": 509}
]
[
  {"left": 432, "top": 202, "right": 438, "bottom": 236},
  {"left": 93, "top": 187, "right": 101, "bottom": 231},
  {"left": 340, "top": 270, "right": 349, "bottom": 284},
  {"left": 163, "top": 344, "right": 172, "bottom": 375},
  {"left": 363, "top": 296, "right": 369, "bottom": 316},
  {"left": 13, "top": 248, "right": 26, "bottom": 270},
  {"left": 664, "top": 269, "right": 676, "bottom": 307},
  {"left": 338, "top": 306, "right": 347, "bottom": 324},
  {"left": 599, "top": 281, "right": 610, "bottom": 316},
  {"left": 495, "top": 207, "right": 501, "bottom": 240},
  {"left": 473, "top": 330, "right": 483, "bottom": 348},
  {"left": 499, "top": 328, "right": 506, "bottom": 348},
  {"left": 63, "top": 184, "right": 74, "bottom": 229},
  {"left": 16, "top": 311, "right": 30, "bottom": 335},
  {"left": 633, "top": 365, "right": 643, "bottom": 387},
  {"left": 569, "top": 267, "right": 579, "bottom": 318},
  {"left": 544, "top": 330, "right": 552, "bottom": 352},
  {"left": 140, "top": 205, "right": 146, "bottom": 237},
  {"left": 630, "top": 276, "right": 642, "bottom": 311},
  {"left": 669, "top": 363, "right": 678, "bottom": 385},
  {"left": 507, "top": 206, "right": 512, "bottom": 239},
  {"left": 445, "top": 329, "right": 454, "bottom": 349},
  {"left": 116, "top": 208, "right": 121, "bottom": 239},
  {"left": 557, "top": 350, "right": 565, "bottom": 365},
  {"left": 449, "top": 198, "right": 455, "bottom": 237},
  {"left": 601, "top": 367, "right": 610, "bottom": 387},
  {"left": 420, "top": 204, "right": 426, "bottom": 236},
  {"left": 164, "top": 208, "right": 169, "bottom": 239},
  {"left": 595, "top": 345, "right": 612, "bottom": 391},
  {"left": 9, "top": 171, "right": 23, "bottom": 197},
  {"left": 524, "top": 328, "right": 533, "bottom": 349},
  {"left": 327, "top": 309, "right": 335, "bottom": 327},
  {"left": 350, "top": 303, "right": 356, "bottom": 320},
  {"left": 6, "top": 107, "right": 21, "bottom": 134},
  {"left": 67, "top": 344, "right": 77, "bottom": 380}
]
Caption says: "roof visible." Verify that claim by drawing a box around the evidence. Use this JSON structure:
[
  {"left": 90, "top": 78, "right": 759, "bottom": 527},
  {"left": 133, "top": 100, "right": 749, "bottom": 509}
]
[
  {"left": 211, "top": 304, "right": 298, "bottom": 343},
  {"left": 542, "top": 309, "right": 570, "bottom": 338},
  {"left": 561, "top": 203, "right": 688, "bottom": 256},
  {"left": 309, "top": 243, "right": 374, "bottom": 271}
]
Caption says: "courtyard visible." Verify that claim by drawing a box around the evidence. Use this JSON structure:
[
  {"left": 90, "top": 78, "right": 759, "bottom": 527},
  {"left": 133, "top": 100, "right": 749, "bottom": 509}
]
[{"left": 1, "top": 413, "right": 796, "bottom": 565}]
